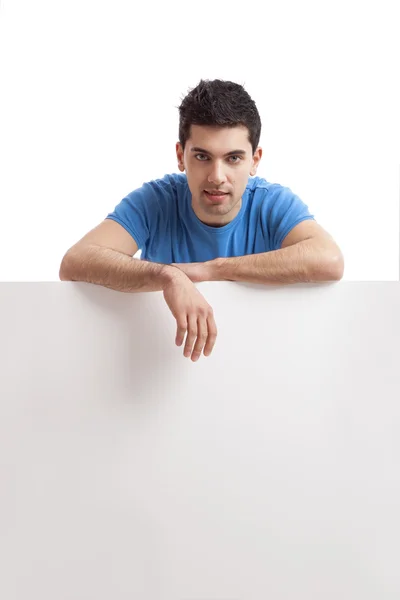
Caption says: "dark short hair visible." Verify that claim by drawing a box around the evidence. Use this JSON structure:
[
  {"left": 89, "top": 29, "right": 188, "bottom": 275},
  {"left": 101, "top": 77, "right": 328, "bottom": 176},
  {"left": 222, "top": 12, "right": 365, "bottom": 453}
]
[{"left": 177, "top": 79, "right": 262, "bottom": 155}]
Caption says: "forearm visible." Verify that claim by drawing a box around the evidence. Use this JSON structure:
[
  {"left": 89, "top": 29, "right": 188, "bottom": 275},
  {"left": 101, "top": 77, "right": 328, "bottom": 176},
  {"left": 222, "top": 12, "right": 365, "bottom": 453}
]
[
  {"left": 208, "top": 239, "right": 343, "bottom": 284},
  {"left": 59, "top": 245, "right": 181, "bottom": 292}
]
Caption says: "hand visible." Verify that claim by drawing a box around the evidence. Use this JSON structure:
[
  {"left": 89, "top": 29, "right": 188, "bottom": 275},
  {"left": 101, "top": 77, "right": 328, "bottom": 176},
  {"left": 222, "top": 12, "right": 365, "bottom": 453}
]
[
  {"left": 170, "top": 261, "right": 212, "bottom": 283},
  {"left": 162, "top": 271, "right": 217, "bottom": 361}
]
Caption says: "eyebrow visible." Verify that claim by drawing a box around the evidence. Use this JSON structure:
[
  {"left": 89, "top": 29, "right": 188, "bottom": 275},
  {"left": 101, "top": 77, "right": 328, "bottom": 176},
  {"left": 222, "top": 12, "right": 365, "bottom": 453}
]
[{"left": 190, "top": 147, "right": 247, "bottom": 157}]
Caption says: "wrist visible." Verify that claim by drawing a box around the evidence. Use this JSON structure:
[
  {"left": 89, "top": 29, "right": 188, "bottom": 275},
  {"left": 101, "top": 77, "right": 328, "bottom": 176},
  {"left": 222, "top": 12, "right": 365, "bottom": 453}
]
[
  {"left": 205, "top": 258, "right": 222, "bottom": 281},
  {"left": 160, "top": 264, "right": 189, "bottom": 288}
]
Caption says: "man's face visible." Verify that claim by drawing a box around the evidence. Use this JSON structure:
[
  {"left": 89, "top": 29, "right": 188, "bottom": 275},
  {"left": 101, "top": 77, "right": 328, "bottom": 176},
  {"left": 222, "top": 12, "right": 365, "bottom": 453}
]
[{"left": 176, "top": 124, "right": 262, "bottom": 227}]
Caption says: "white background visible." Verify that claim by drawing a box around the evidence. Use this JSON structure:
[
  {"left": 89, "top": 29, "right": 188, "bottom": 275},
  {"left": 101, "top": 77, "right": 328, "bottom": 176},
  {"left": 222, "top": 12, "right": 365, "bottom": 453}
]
[{"left": 0, "top": 0, "right": 399, "bottom": 281}]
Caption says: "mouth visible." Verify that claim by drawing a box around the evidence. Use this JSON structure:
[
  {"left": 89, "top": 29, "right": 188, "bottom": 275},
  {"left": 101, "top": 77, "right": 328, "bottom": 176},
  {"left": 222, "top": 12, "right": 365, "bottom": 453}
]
[{"left": 204, "top": 190, "right": 229, "bottom": 201}]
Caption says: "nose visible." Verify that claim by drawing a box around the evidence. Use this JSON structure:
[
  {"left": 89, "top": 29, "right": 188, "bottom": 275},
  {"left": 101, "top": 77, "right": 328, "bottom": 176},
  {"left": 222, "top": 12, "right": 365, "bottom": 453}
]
[{"left": 207, "top": 161, "right": 227, "bottom": 186}]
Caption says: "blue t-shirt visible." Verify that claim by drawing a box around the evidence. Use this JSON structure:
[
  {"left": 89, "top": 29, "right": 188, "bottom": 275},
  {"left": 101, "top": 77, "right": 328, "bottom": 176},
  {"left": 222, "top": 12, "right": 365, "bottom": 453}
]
[{"left": 105, "top": 173, "right": 315, "bottom": 263}]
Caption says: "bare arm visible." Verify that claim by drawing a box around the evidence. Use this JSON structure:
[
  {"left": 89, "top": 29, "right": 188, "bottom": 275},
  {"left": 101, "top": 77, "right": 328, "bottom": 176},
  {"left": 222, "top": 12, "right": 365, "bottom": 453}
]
[
  {"left": 60, "top": 244, "right": 218, "bottom": 360},
  {"left": 207, "top": 237, "right": 342, "bottom": 284},
  {"left": 59, "top": 244, "right": 181, "bottom": 293},
  {"left": 58, "top": 220, "right": 217, "bottom": 360},
  {"left": 173, "top": 220, "right": 344, "bottom": 285}
]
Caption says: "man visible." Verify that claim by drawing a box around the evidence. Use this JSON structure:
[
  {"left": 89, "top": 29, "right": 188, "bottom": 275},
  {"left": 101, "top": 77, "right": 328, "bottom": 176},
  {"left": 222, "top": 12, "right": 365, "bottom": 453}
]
[{"left": 59, "top": 79, "right": 344, "bottom": 363}]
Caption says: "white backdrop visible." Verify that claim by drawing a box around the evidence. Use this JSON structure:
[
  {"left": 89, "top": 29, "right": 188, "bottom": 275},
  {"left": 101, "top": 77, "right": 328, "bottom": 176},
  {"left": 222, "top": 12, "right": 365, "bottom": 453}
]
[
  {"left": 1, "top": 280, "right": 400, "bottom": 599},
  {"left": 0, "top": 0, "right": 399, "bottom": 281}
]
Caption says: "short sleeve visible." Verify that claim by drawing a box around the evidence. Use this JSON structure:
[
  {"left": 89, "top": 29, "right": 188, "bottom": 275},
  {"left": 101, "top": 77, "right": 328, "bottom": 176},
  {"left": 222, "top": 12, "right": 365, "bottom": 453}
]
[
  {"left": 268, "top": 185, "right": 315, "bottom": 250},
  {"left": 105, "top": 181, "right": 162, "bottom": 251}
]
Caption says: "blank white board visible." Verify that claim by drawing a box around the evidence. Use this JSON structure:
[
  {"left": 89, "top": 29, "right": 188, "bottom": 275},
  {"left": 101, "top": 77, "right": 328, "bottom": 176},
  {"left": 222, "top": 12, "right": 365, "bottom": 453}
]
[{"left": 1, "top": 281, "right": 400, "bottom": 599}]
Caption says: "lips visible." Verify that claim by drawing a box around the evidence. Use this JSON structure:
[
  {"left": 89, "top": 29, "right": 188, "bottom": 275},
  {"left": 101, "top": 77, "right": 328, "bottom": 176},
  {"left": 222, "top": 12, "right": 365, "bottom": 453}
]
[
  {"left": 205, "top": 190, "right": 228, "bottom": 195},
  {"left": 204, "top": 190, "right": 228, "bottom": 202}
]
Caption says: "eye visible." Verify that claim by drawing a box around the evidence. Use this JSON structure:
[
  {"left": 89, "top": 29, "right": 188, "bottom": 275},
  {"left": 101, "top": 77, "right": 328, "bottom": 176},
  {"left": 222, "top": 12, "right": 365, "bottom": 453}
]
[{"left": 194, "top": 154, "right": 242, "bottom": 163}]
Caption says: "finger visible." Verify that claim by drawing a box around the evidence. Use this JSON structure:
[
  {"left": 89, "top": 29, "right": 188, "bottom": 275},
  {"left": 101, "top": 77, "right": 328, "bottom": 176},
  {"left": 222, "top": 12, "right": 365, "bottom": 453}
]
[
  {"left": 175, "top": 316, "right": 188, "bottom": 347},
  {"left": 184, "top": 314, "right": 198, "bottom": 357},
  {"left": 203, "top": 312, "right": 218, "bottom": 356},
  {"left": 191, "top": 317, "right": 208, "bottom": 362}
]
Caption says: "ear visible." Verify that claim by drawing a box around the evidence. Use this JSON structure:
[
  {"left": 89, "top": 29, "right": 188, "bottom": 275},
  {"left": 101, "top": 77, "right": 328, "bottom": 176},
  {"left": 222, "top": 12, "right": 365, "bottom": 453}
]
[
  {"left": 250, "top": 147, "right": 262, "bottom": 176},
  {"left": 176, "top": 142, "right": 185, "bottom": 172}
]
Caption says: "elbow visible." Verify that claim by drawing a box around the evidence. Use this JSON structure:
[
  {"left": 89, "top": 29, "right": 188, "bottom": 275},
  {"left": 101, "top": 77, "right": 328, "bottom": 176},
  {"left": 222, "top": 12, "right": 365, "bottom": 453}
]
[
  {"left": 59, "top": 253, "right": 73, "bottom": 281},
  {"left": 312, "top": 251, "right": 344, "bottom": 282},
  {"left": 325, "top": 252, "right": 345, "bottom": 281},
  {"left": 59, "top": 265, "right": 69, "bottom": 281},
  {"left": 332, "top": 251, "right": 345, "bottom": 280},
  {"left": 59, "top": 261, "right": 66, "bottom": 281}
]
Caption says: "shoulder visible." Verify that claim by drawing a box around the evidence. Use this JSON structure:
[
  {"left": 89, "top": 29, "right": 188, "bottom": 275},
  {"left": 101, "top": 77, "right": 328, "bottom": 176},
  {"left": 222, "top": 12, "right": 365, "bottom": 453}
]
[
  {"left": 120, "top": 173, "right": 187, "bottom": 215},
  {"left": 247, "top": 177, "right": 310, "bottom": 218},
  {"left": 146, "top": 172, "right": 188, "bottom": 198},
  {"left": 246, "top": 176, "right": 295, "bottom": 200}
]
